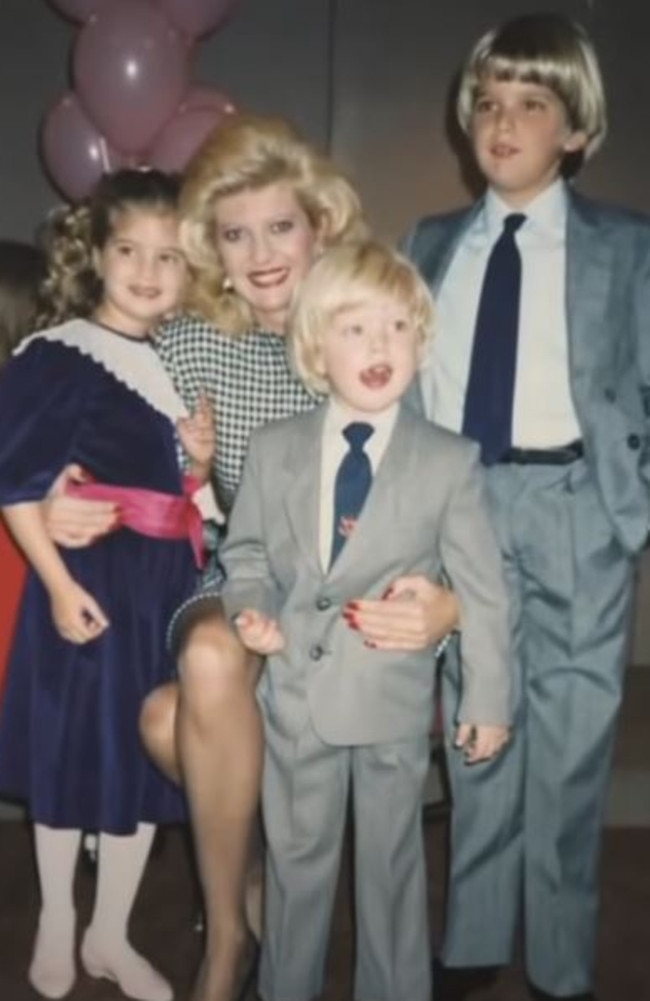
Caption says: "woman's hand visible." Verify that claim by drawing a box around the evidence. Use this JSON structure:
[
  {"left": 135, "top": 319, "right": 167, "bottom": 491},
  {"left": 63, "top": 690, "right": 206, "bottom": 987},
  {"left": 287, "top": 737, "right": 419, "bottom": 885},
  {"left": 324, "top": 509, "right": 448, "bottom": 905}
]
[
  {"left": 43, "top": 465, "right": 118, "bottom": 548},
  {"left": 342, "top": 575, "right": 461, "bottom": 651}
]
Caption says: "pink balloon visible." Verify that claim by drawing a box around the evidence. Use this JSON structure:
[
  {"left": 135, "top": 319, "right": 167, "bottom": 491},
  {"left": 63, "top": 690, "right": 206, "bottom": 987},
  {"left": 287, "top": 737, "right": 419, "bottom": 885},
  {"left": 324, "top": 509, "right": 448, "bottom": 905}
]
[
  {"left": 159, "top": 0, "right": 239, "bottom": 38},
  {"left": 74, "top": 0, "right": 189, "bottom": 155},
  {"left": 179, "top": 86, "right": 237, "bottom": 116},
  {"left": 148, "top": 106, "right": 229, "bottom": 173},
  {"left": 41, "top": 92, "right": 129, "bottom": 202},
  {"left": 47, "top": 0, "right": 102, "bottom": 22}
]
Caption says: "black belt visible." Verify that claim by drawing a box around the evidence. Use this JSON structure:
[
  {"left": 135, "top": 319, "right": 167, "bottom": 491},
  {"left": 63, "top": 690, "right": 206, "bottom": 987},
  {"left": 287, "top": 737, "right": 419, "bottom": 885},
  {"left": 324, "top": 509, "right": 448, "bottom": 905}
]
[{"left": 498, "top": 440, "right": 584, "bottom": 465}]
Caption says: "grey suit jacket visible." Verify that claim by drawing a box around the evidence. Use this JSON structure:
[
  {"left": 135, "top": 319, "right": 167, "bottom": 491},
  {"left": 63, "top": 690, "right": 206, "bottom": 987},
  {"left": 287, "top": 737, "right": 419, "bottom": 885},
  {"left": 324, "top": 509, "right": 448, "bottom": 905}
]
[
  {"left": 402, "top": 187, "right": 650, "bottom": 555},
  {"left": 220, "top": 403, "right": 511, "bottom": 746}
]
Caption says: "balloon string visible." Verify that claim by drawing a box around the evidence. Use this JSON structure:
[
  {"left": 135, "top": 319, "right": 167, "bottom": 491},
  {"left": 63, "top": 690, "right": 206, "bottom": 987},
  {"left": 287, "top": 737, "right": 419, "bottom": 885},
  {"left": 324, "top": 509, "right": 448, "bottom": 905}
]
[{"left": 98, "top": 136, "right": 110, "bottom": 171}]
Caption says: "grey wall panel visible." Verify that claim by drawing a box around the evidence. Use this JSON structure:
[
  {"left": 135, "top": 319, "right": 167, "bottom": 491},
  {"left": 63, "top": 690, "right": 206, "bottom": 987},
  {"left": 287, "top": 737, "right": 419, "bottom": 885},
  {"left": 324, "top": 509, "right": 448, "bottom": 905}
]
[{"left": 330, "top": 0, "right": 602, "bottom": 240}]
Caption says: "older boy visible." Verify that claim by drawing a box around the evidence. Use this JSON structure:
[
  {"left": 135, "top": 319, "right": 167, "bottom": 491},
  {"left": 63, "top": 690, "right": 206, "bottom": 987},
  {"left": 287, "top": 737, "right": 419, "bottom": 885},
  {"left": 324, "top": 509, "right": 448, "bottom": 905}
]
[
  {"left": 404, "top": 13, "right": 650, "bottom": 1001},
  {"left": 219, "top": 241, "right": 511, "bottom": 1001}
]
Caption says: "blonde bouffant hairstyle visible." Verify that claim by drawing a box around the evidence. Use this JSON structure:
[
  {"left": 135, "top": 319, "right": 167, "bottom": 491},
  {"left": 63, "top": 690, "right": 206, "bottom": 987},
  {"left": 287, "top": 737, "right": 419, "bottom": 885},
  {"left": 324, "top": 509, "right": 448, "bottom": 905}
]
[
  {"left": 179, "top": 113, "right": 367, "bottom": 336},
  {"left": 456, "top": 13, "right": 607, "bottom": 162},
  {"left": 290, "top": 240, "right": 435, "bottom": 396}
]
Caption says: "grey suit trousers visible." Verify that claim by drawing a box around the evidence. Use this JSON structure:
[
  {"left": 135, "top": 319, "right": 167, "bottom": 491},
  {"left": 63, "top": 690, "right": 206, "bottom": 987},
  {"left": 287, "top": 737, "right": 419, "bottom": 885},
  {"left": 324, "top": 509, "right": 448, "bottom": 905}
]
[
  {"left": 259, "top": 713, "right": 432, "bottom": 1001},
  {"left": 441, "top": 458, "right": 635, "bottom": 996}
]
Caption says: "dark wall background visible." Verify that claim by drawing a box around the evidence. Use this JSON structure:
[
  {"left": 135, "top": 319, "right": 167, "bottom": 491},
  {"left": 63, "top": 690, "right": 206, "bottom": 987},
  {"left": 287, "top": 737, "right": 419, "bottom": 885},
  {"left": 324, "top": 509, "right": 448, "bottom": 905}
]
[
  {"left": 5, "top": 1, "right": 650, "bottom": 241},
  {"left": 3, "top": 0, "right": 650, "bottom": 661}
]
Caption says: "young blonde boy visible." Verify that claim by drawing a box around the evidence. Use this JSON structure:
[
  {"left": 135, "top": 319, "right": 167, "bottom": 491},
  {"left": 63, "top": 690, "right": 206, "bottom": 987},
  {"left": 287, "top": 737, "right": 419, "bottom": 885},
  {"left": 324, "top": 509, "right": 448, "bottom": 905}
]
[
  {"left": 219, "top": 241, "right": 511, "bottom": 1001},
  {"left": 403, "top": 13, "right": 650, "bottom": 1001}
]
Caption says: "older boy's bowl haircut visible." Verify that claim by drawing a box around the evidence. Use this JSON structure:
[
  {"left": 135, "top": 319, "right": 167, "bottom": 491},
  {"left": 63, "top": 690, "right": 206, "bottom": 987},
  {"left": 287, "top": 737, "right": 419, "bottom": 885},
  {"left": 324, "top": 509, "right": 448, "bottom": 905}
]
[
  {"left": 177, "top": 113, "right": 367, "bottom": 335},
  {"left": 289, "top": 240, "right": 436, "bottom": 396},
  {"left": 456, "top": 12, "right": 607, "bottom": 160}
]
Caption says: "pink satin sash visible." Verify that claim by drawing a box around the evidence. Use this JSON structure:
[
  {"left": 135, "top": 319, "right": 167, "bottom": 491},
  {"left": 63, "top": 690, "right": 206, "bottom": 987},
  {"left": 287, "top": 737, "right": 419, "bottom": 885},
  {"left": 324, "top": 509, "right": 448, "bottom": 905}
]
[{"left": 65, "top": 474, "right": 206, "bottom": 568}]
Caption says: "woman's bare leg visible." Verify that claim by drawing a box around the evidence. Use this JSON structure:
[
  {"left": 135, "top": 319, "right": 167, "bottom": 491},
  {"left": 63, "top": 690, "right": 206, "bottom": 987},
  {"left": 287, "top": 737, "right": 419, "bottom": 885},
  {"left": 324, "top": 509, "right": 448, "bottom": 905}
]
[{"left": 141, "top": 599, "right": 263, "bottom": 1001}]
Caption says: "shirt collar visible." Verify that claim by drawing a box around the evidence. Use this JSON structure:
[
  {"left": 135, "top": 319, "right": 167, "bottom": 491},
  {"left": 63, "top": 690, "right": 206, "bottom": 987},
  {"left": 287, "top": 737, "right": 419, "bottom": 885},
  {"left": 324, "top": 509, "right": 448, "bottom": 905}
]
[
  {"left": 324, "top": 397, "right": 399, "bottom": 438},
  {"left": 484, "top": 178, "right": 568, "bottom": 241}
]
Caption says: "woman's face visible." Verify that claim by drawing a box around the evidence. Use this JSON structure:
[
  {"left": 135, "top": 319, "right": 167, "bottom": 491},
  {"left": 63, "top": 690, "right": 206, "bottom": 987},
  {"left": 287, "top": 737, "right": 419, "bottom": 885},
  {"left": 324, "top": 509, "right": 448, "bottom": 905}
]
[{"left": 213, "top": 180, "right": 320, "bottom": 333}]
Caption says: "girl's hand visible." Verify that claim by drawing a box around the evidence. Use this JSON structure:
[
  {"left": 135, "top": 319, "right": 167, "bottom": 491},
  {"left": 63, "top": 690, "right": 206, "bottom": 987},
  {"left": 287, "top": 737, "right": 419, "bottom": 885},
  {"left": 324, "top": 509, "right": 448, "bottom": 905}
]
[
  {"left": 50, "top": 578, "right": 109, "bottom": 644},
  {"left": 178, "top": 393, "right": 215, "bottom": 482},
  {"left": 43, "top": 465, "right": 118, "bottom": 548},
  {"left": 233, "top": 609, "right": 285, "bottom": 655}
]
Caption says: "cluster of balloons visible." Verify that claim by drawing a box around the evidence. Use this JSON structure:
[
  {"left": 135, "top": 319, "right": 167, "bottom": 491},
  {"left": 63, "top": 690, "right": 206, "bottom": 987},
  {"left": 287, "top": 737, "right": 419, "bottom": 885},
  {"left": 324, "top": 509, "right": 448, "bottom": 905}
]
[{"left": 41, "top": 0, "right": 239, "bottom": 201}]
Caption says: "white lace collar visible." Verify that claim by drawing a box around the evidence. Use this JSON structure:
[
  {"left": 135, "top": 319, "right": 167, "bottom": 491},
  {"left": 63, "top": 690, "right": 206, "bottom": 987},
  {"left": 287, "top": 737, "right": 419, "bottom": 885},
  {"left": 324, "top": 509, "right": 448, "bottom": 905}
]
[{"left": 18, "top": 318, "right": 189, "bottom": 423}]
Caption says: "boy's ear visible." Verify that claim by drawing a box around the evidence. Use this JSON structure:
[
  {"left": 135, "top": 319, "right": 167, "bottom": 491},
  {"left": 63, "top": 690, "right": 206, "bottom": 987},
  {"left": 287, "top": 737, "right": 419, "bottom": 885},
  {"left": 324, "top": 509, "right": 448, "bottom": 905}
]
[
  {"left": 313, "top": 347, "right": 327, "bottom": 376},
  {"left": 564, "top": 129, "right": 588, "bottom": 154}
]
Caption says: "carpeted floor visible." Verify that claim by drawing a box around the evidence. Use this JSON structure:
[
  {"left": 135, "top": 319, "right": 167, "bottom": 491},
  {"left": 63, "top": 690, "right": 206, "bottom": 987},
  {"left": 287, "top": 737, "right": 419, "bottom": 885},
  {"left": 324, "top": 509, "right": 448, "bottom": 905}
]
[
  {"left": 0, "top": 819, "right": 648, "bottom": 1001},
  {"left": 1, "top": 668, "right": 649, "bottom": 1001}
]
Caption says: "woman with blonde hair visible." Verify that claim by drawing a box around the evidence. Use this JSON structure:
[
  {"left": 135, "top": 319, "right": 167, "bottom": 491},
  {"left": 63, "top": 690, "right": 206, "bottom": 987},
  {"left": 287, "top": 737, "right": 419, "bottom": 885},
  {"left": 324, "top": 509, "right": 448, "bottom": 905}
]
[{"left": 46, "top": 114, "right": 458, "bottom": 1001}]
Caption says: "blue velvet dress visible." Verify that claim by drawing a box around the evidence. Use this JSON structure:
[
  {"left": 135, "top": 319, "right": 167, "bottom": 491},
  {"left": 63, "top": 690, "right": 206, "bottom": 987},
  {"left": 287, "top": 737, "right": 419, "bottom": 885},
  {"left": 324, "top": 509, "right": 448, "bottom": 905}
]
[{"left": 0, "top": 320, "right": 196, "bottom": 834}]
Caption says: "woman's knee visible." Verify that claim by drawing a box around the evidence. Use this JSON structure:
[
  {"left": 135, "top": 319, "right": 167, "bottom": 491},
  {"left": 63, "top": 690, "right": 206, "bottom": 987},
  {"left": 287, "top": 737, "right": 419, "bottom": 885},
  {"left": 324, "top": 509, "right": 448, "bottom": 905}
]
[{"left": 179, "top": 613, "right": 258, "bottom": 704}]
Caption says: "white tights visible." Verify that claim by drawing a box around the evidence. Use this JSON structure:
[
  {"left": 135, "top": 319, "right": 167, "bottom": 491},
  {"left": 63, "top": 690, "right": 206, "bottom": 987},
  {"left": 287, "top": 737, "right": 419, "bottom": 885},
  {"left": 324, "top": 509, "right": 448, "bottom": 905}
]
[{"left": 29, "top": 822, "right": 171, "bottom": 1001}]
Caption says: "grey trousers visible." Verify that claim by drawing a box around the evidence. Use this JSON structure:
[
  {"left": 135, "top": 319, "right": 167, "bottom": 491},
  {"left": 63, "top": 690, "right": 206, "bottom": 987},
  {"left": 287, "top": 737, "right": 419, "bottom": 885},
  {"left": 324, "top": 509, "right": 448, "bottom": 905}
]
[
  {"left": 441, "top": 458, "right": 636, "bottom": 996},
  {"left": 259, "top": 713, "right": 432, "bottom": 1001}
]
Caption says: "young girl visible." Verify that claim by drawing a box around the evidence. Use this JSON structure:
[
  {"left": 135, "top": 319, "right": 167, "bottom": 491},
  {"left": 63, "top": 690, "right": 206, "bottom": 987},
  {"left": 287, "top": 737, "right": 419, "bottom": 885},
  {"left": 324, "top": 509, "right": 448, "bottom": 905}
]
[{"left": 0, "top": 170, "right": 214, "bottom": 1001}]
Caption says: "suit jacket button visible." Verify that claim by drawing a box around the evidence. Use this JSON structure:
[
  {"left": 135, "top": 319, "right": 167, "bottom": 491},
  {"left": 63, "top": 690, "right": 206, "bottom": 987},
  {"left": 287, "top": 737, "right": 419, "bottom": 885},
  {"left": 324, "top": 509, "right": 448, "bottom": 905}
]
[
  {"left": 627, "top": 433, "right": 642, "bottom": 450},
  {"left": 315, "top": 597, "right": 331, "bottom": 611},
  {"left": 604, "top": 387, "right": 616, "bottom": 402},
  {"left": 310, "top": 644, "right": 324, "bottom": 661}
]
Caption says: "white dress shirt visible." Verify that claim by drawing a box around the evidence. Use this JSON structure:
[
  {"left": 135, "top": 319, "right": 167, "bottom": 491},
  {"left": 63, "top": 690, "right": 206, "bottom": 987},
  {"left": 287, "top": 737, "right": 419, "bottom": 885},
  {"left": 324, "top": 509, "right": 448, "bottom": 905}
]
[
  {"left": 421, "top": 180, "right": 580, "bottom": 448},
  {"left": 319, "top": 400, "right": 398, "bottom": 570}
]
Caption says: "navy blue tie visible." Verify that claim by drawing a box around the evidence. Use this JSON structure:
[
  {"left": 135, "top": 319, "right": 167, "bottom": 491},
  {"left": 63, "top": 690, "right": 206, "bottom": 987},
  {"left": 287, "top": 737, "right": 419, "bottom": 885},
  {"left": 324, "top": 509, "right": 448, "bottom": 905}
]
[
  {"left": 330, "top": 422, "right": 374, "bottom": 565},
  {"left": 462, "top": 213, "right": 526, "bottom": 465}
]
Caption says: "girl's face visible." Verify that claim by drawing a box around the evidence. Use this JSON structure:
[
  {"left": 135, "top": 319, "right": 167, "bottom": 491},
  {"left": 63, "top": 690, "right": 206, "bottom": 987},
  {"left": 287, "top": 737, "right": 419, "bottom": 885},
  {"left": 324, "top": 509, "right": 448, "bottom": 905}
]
[
  {"left": 213, "top": 181, "right": 320, "bottom": 334},
  {"left": 93, "top": 208, "right": 187, "bottom": 337}
]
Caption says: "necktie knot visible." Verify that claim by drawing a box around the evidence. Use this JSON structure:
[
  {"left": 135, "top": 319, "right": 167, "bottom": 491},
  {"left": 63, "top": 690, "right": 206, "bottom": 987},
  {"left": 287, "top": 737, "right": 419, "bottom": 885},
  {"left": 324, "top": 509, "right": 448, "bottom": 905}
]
[
  {"left": 503, "top": 213, "right": 526, "bottom": 236},
  {"left": 343, "top": 422, "right": 374, "bottom": 451}
]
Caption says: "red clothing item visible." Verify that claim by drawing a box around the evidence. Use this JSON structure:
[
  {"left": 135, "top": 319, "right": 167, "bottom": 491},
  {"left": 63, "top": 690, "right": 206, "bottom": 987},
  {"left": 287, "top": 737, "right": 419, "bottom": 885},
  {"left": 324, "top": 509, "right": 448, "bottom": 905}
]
[{"left": 0, "top": 519, "right": 26, "bottom": 699}]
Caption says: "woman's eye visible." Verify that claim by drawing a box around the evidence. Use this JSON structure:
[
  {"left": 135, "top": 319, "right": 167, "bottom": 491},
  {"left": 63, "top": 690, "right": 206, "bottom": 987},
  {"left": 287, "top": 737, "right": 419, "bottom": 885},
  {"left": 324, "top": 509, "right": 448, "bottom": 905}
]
[
  {"left": 271, "top": 218, "right": 294, "bottom": 234},
  {"left": 221, "top": 228, "right": 242, "bottom": 243}
]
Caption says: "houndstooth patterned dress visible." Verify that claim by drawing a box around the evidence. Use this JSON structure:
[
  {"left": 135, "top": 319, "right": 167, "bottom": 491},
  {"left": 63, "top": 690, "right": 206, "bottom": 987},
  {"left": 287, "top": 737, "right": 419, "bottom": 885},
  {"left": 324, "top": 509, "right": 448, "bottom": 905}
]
[{"left": 155, "top": 315, "right": 320, "bottom": 623}]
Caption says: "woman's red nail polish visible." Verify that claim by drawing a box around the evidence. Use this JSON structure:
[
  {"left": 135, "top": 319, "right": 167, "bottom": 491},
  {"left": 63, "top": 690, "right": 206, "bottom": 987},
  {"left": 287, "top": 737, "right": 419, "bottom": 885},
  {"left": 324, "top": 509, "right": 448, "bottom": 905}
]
[{"left": 345, "top": 601, "right": 359, "bottom": 612}]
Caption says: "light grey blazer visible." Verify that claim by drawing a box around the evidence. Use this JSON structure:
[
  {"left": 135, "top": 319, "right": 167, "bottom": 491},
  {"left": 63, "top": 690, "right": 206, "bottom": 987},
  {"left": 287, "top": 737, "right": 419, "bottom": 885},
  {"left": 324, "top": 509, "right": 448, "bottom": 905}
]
[
  {"left": 220, "top": 402, "right": 512, "bottom": 746},
  {"left": 402, "top": 188, "right": 650, "bottom": 555}
]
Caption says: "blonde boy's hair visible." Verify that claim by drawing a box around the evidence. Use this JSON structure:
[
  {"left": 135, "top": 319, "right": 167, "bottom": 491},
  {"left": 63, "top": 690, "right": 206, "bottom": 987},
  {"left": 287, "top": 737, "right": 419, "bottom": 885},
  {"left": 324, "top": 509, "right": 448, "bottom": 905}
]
[
  {"left": 179, "top": 113, "right": 367, "bottom": 335},
  {"left": 456, "top": 13, "right": 607, "bottom": 160},
  {"left": 290, "top": 240, "right": 435, "bottom": 396}
]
